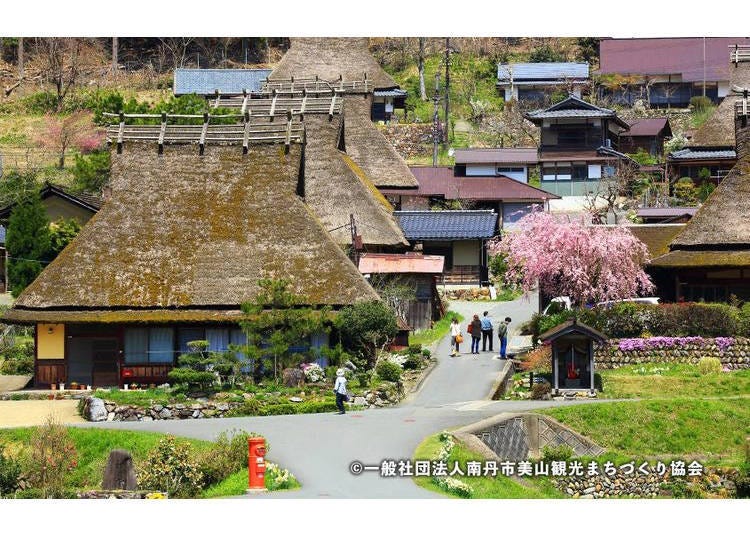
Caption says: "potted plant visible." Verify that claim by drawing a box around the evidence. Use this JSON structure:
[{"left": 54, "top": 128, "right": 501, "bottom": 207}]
[
  {"left": 50, "top": 383, "right": 58, "bottom": 391},
  {"left": 70, "top": 381, "right": 79, "bottom": 390}
]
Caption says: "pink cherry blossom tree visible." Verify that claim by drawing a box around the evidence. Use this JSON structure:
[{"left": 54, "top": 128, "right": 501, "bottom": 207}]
[
  {"left": 489, "top": 211, "right": 654, "bottom": 306},
  {"left": 36, "top": 111, "right": 104, "bottom": 169}
]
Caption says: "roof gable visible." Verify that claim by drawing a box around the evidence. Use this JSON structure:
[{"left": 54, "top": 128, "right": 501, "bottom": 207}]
[{"left": 539, "top": 319, "right": 607, "bottom": 343}]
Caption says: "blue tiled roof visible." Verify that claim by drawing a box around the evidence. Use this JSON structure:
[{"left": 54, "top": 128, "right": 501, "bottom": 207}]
[
  {"left": 173, "top": 68, "right": 273, "bottom": 96},
  {"left": 374, "top": 89, "right": 408, "bottom": 97},
  {"left": 669, "top": 148, "right": 737, "bottom": 160},
  {"left": 0, "top": 225, "right": 5, "bottom": 245},
  {"left": 498, "top": 62, "right": 589, "bottom": 82},
  {"left": 395, "top": 210, "right": 498, "bottom": 240}
]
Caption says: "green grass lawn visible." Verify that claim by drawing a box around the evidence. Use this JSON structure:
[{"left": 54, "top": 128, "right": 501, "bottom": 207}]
[
  {"left": 413, "top": 434, "right": 563, "bottom": 499},
  {"left": 0, "top": 427, "right": 296, "bottom": 497},
  {"left": 598, "top": 364, "right": 750, "bottom": 399},
  {"left": 410, "top": 312, "right": 465, "bottom": 348},
  {"left": 202, "top": 467, "right": 300, "bottom": 498},
  {"left": 540, "top": 399, "right": 750, "bottom": 467}
]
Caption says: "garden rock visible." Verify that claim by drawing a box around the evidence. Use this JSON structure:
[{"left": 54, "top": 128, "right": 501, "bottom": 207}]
[{"left": 84, "top": 397, "right": 108, "bottom": 422}]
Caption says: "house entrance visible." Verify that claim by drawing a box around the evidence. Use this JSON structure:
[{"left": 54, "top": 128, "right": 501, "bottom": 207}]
[{"left": 67, "top": 336, "right": 120, "bottom": 388}]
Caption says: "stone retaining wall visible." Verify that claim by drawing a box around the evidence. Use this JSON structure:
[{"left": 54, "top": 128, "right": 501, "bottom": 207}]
[
  {"left": 595, "top": 338, "right": 750, "bottom": 369},
  {"left": 81, "top": 396, "right": 240, "bottom": 422}
]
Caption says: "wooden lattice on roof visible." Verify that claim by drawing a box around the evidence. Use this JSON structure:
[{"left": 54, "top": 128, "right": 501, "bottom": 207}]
[
  {"left": 261, "top": 75, "right": 372, "bottom": 95},
  {"left": 103, "top": 112, "right": 304, "bottom": 154},
  {"left": 731, "top": 44, "right": 750, "bottom": 65},
  {"left": 210, "top": 91, "right": 343, "bottom": 119}
]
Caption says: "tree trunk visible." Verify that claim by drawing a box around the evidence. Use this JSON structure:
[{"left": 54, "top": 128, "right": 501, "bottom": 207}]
[
  {"left": 112, "top": 37, "right": 118, "bottom": 75},
  {"left": 444, "top": 38, "right": 450, "bottom": 147},
  {"left": 418, "top": 37, "right": 426, "bottom": 101},
  {"left": 59, "top": 151, "right": 65, "bottom": 169},
  {"left": 17, "top": 37, "right": 24, "bottom": 78}
]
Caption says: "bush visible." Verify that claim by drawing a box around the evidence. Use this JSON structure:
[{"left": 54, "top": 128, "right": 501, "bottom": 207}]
[
  {"left": 421, "top": 348, "right": 432, "bottom": 358},
  {"left": 138, "top": 436, "right": 204, "bottom": 498},
  {"left": 690, "top": 95, "right": 713, "bottom": 112},
  {"left": 531, "top": 381, "right": 552, "bottom": 400},
  {"left": 301, "top": 363, "right": 325, "bottom": 383},
  {"left": 20, "top": 91, "right": 58, "bottom": 114},
  {"left": 541, "top": 444, "right": 574, "bottom": 462},
  {"left": 24, "top": 416, "right": 78, "bottom": 498},
  {"left": 226, "top": 397, "right": 262, "bottom": 417},
  {"left": 197, "top": 429, "right": 255, "bottom": 487},
  {"left": 337, "top": 301, "right": 399, "bottom": 367},
  {"left": 407, "top": 344, "right": 423, "bottom": 356},
  {"left": 375, "top": 359, "right": 403, "bottom": 382},
  {"left": 697, "top": 356, "right": 722, "bottom": 375},
  {"left": 0, "top": 342, "right": 34, "bottom": 375},
  {"left": 71, "top": 150, "right": 111, "bottom": 194},
  {"left": 356, "top": 372, "right": 371, "bottom": 388},
  {"left": 403, "top": 354, "right": 423, "bottom": 371},
  {"left": 0, "top": 448, "right": 21, "bottom": 497},
  {"left": 520, "top": 345, "right": 552, "bottom": 372}
]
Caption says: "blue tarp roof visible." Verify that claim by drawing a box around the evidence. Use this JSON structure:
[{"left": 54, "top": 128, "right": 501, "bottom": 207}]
[
  {"left": 0, "top": 225, "right": 5, "bottom": 245},
  {"left": 173, "top": 68, "right": 273, "bottom": 96},
  {"left": 395, "top": 210, "right": 497, "bottom": 240},
  {"left": 498, "top": 62, "right": 589, "bottom": 82}
]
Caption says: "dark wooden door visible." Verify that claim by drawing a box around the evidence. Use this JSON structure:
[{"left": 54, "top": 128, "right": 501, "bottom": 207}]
[{"left": 91, "top": 338, "right": 120, "bottom": 387}]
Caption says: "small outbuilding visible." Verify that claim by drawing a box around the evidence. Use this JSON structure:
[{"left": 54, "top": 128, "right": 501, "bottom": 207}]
[{"left": 539, "top": 319, "right": 607, "bottom": 395}]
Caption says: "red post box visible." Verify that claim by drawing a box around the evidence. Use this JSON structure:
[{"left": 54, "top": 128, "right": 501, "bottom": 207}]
[{"left": 247, "top": 436, "right": 267, "bottom": 493}]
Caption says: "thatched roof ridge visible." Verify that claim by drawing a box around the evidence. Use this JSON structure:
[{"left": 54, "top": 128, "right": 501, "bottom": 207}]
[
  {"left": 689, "top": 60, "right": 750, "bottom": 147},
  {"left": 668, "top": 159, "right": 750, "bottom": 248},
  {"left": 342, "top": 96, "right": 418, "bottom": 188},
  {"left": 303, "top": 114, "right": 408, "bottom": 246},
  {"left": 7, "top": 144, "right": 378, "bottom": 321},
  {"left": 270, "top": 38, "right": 398, "bottom": 90}
]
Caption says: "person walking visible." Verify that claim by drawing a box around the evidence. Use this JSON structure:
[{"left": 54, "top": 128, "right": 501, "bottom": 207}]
[
  {"left": 470, "top": 314, "right": 482, "bottom": 355},
  {"left": 480, "top": 311, "right": 494, "bottom": 352},
  {"left": 498, "top": 317, "right": 512, "bottom": 359},
  {"left": 449, "top": 317, "right": 462, "bottom": 357},
  {"left": 334, "top": 368, "right": 348, "bottom": 414}
]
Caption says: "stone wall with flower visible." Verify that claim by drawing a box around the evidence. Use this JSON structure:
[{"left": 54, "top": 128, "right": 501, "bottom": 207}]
[{"left": 595, "top": 337, "right": 750, "bottom": 369}]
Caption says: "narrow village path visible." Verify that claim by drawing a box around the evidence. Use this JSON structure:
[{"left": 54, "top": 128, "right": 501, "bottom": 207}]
[{"left": 84, "top": 291, "right": 614, "bottom": 499}]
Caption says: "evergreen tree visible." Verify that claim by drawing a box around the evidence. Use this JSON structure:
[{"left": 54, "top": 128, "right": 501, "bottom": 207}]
[{"left": 6, "top": 194, "right": 50, "bottom": 297}]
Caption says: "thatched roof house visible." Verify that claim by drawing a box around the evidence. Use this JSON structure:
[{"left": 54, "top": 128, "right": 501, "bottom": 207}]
[
  {"left": 268, "top": 38, "right": 418, "bottom": 189},
  {"left": 270, "top": 38, "right": 398, "bottom": 90},
  {"left": 651, "top": 52, "right": 750, "bottom": 302},
  {"left": 3, "top": 130, "right": 379, "bottom": 387}
]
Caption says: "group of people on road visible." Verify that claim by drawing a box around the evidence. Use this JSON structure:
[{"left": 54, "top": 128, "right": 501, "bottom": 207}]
[{"left": 450, "top": 312, "right": 511, "bottom": 359}]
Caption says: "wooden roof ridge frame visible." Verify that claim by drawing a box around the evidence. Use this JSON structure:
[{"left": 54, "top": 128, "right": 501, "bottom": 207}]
[{"left": 539, "top": 318, "right": 607, "bottom": 344}]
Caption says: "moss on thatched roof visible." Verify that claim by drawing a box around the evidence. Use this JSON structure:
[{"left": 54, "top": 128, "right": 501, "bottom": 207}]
[
  {"left": 5, "top": 144, "right": 378, "bottom": 323},
  {"left": 304, "top": 114, "right": 407, "bottom": 246},
  {"left": 626, "top": 224, "right": 687, "bottom": 259},
  {"left": 650, "top": 249, "right": 750, "bottom": 268},
  {"left": 668, "top": 160, "right": 750, "bottom": 248},
  {"left": 270, "top": 38, "right": 398, "bottom": 90},
  {"left": 690, "top": 61, "right": 750, "bottom": 147},
  {"left": 341, "top": 95, "right": 418, "bottom": 188}
]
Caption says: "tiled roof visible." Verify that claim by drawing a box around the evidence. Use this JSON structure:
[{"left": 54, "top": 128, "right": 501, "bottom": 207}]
[
  {"left": 597, "top": 37, "right": 750, "bottom": 82},
  {"left": 388, "top": 166, "right": 559, "bottom": 201},
  {"left": 0, "top": 183, "right": 102, "bottom": 221},
  {"left": 625, "top": 118, "right": 671, "bottom": 137},
  {"left": 636, "top": 207, "right": 697, "bottom": 218},
  {"left": 373, "top": 89, "right": 408, "bottom": 97},
  {"left": 453, "top": 147, "right": 538, "bottom": 164},
  {"left": 358, "top": 253, "right": 445, "bottom": 274},
  {"left": 669, "top": 148, "right": 737, "bottom": 160},
  {"left": 525, "top": 95, "right": 629, "bottom": 129},
  {"left": 395, "top": 210, "right": 498, "bottom": 240},
  {"left": 173, "top": 68, "right": 273, "bottom": 96},
  {"left": 498, "top": 62, "right": 589, "bottom": 82}
]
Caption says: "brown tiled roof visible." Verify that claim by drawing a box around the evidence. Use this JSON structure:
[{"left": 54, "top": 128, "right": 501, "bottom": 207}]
[
  {"left": 390, "top": 166, "right": 559, "bottom": 201},
  {"left": 358, "top": 253, "right": 445, "bottom": 274},
  {"left": 453, "top": 148, "right": 538, "bottom": 164},
  {"left": 597, "top": 37, "right": 750, "bottom": 82},
  {"left": 625, "top": 118, "right": 671, "bottom": 137}
]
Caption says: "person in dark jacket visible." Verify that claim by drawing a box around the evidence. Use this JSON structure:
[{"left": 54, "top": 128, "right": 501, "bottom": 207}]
[
  {"left": 498, "top": 317, "right": 511, "bottom": 359},
  {"left": 470, "top": 314, "right": 482, "bottom": 354},
  {"left": 480, "top": 311, "right": 493, "bottom": 352}
]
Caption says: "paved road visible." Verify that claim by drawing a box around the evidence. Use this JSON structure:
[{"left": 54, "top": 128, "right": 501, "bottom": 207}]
[{"left": 90, "top": 292, "right": 607, "bottom": 498}]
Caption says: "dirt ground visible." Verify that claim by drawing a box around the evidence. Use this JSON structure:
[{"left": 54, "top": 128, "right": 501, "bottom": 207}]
[{"left": 0, "top": 400, "right": 84, "bottom": 428}]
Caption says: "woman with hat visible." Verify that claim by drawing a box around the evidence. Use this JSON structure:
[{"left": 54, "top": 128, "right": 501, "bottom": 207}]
[{"left": 334, "top": 368, "right": 348, "bottom": 415}]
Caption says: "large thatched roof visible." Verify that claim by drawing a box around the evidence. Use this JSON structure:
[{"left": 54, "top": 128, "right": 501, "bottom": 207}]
[
  {"left": 690, "top": 59, "right": 750, "bottom": 147},
  {"left": 304, "top": 114, "right": 407, "bottom": 246},
  {"left": 659, "top": 159, "right": 750, "bottom": 251},
  {"left": 5, "top": 143, "right": 378, "bottom": 323},
  {"left": 341, "top": 95, "right": 418, "bottom": 188},
  {"left": 270, "top": 38, "right": 398, "bottom": 90}
]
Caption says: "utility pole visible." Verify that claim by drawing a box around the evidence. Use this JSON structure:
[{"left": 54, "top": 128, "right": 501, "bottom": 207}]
[
  {"left": 443, "top": 38, "right": 451, "bottom": 148},
  {"left": 17, "top": 37, "right": 24, "bottom": 79},
  {"left": 702, "top": 37, "right": 706, "bottom": 98},
  {"left": 349, "top": 213, "right": 362, "bottom": 267},
  {"left": 432, "top": 72, "right": 441, "bottom": 166}
]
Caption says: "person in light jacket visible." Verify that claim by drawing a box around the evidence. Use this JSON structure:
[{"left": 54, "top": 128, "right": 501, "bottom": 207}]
[
  {"left": 449, "top": 317, "right": 462, "bottom": 357},
  {"left": 480, "top": 311, "right": 494, "bottom": 352},
  {"left": 334, "top": 368, "right": 348, "bottom": 414}
]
